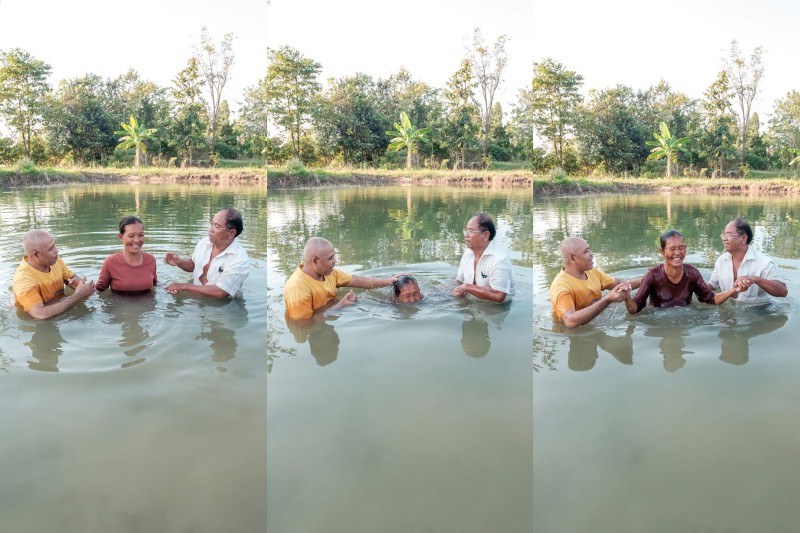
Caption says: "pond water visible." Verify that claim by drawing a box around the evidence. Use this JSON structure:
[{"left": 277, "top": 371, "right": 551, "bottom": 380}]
[
  {"left": 267, "top": 186, "right": 533, "bottom": 532},
  {"left": 533, "top": 194, "right": 800, "bottom": 532},
  {"left": 0, "top": 184, "right": 266, "bottom": 532}
]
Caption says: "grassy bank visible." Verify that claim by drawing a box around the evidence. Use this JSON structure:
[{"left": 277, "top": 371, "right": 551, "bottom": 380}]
[
  {"left": 534, "top": 174, "right": 800, "bottom": 197},
  {"left": 0, "top": 165, "right": 266, "bottom": 187},
  {"left": 266, "top": 165, "right": 533, "bottom": 189}
]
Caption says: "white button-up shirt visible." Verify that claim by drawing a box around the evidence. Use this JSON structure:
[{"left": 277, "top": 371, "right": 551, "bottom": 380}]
[
  {"left": 456, "top": 239, "right": 516, "bottom": 302},
  {"left": 191, "top": 237, "right": 250, "bottom": 297},
  {"left": 708, "top": 246, "right": 780, "bottom": 303}
]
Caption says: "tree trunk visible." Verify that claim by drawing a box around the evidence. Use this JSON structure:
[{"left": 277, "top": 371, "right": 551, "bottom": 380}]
[
  {"left": 135, "top": 146, "right": 141, "bottom": 167},
  {"left": 406, "top": 147, "right": 412, "bottom": 169}
]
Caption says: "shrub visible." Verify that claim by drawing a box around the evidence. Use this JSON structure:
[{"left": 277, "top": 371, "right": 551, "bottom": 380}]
[
  {"left": 286, "top": 158, "right": 308, "bottom": 176},
  {"left": 15, "top": 157, "right": 37, "bottom": 173},
  {"left": 548, "top": 166, "right": 568, "bottom": 182}
]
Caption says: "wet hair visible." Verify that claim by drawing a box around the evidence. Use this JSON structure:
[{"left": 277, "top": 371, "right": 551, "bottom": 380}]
[
  {"left": 659, "top": 229, "right": 684, "bottom": 250},
  {"left": 119, "top": 215, "right": 143, "bottom": 234},
  {"left": 222, "top": 207, "right": 243, "bottom": 237},
  {"left": 732, "top": 218, "right": 753, "bottom": 244},
  {"left": 474, "top": 212, "right": 496, "bottom": 241},
  {"left": 393, "top": 275, "right": 419, "bottom": 296}
]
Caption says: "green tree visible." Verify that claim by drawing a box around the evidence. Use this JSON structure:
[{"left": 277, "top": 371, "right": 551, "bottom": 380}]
[
  {"left": 468, "top": 28, "right": 507, "bottom": 157},
  {"left": 725, "top": 40, "right": 764, "bottom": 167},
  {"left": 263, "top": 46, "right": 322, "bottom": 160},
  {"left": 48, "top": 74, "right": 118, "bottom": 163},
  {"left": 194, "top": 27, "right": 234, "bottom": 155},
  {"left": 576, "top": 85, "right": 649, "bottom": 173},
  {"left": 386, "top": 111, "right": 431, "bottom": 168},
  {"left": 315, "top": 73, "right": 386, "bottom": 165},
  {"left": 115, "top": 115, "right": 158, "bottom": 167},
  {"left": 0, "top": 48, "right": 52, "bottom": 158},
  {"left": 529, "top": 58, "right": 583, "bottom": 168},
  {"left": 700, "top": 71, "right": 738, "bottom": 176},
  {"left": 768, "top": 91, "right": 800, "bottom": 169},
  {"left": 646, "top": 122, "right": 689, "bottom": 178},
  {"left": 171, "top": 57, "right": 207, "bottom": 166},
  {"left": 443, "top": 59, "right": 480, "bottom": 167}
]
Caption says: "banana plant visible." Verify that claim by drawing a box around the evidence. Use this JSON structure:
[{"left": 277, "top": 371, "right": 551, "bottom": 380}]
[
  {"left": 115, "top": 115, "right": 158, "bottom": 167},
  {"left": 646, "top": 122, "right": 689, "bottom": 178},
  {"left": 386, "top": 111, "right": 431, "bottom": 169}
]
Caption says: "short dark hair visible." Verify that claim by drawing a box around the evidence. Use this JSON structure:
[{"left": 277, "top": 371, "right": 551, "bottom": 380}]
[
  {"left": 474, "top": 212, "right": 496, "bottom": 241},
  {"left": 393, "top": 275, "right": 418, "bottom": 296},
  {"left": 119, "top": 215, "right": 143, "bottom": 235},
  {"left": 659, "top": 229, "right": 684, "bottom": 250},
  {"left": 733, "top": 218, "right": 753, "bottom": 244},
  {"left": 222, "top": 208, "right": 243, "bottom": 237}
]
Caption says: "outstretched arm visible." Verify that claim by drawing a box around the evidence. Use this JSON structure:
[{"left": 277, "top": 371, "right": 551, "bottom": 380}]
[
  {"left": 739, "top": 276, "right": 788, "bottom": 297},
  {"left": 563, "top": 283, "right": 630, "bottom": 327},
  {"left": 453, "top": 283, "right": 508, "bottom": 303},
  {"left": 165, "top": 282, "right": 229, "bottom": 299},
  {"left": 345, "top": 274, "right": 397, "bottom": 289},
  {"left": 164, "top": 252, "right": 195, "bottom": 273}
]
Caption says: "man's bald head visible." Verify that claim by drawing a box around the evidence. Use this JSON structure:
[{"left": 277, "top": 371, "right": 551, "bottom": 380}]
[
  {"left": 303, "top": 237, "right": 334, "bottom": 262},
  {"left": 560, "top": 237, "right": 588, "bottom": 264},
  {"left": 23, "top": 229, "right": 54, "bottom": 255}
]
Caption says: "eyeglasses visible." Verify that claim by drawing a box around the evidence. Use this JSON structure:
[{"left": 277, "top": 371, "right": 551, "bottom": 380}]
[
  {"left": 463, "top": 228, "right": 484, "bottom": 235},
  {"left": 210, "top": 222, "right": 229, "bottom": 231},
  {"left": 720, "top": 232, "right": 743, "bottom": 239}
]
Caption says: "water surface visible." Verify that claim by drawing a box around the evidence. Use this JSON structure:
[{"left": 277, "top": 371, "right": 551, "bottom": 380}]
[
  {"left": 268, "top": 186, "right": 533, "bottom": 532},
  {"left": 533, "top": 194, "right": 800, "bottom": 532},
  {"left": 0, "top": 184, "right": 266, "bottom": 532}
]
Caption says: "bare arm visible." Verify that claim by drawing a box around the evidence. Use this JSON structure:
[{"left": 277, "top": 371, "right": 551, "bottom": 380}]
[
  {"left": 165, "top": 282, "right": 229, "bottom": 299},
  {"left": 345, "top": 274, "right": 396, "bottom": 290},
  {"left": 164, "top": 252, "right": 195, "bottom": 273},
  {"left": 27, "top": 279, "right": 95, "bottom": 319},
  {"left": 612, "top": 277, "right": 641, "bottom": 290},
  {"left": 563, "top": 283, "right": 630, "bottom": 327},
  {"left": 740, "top": 276, "right": 788, "bottom": 297},
  {"left": 453, "top": 283, "right": 508, "bottom": 303}
]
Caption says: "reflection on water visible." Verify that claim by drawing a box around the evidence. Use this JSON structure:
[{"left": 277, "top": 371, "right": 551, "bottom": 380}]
[
  {"left": 268, "top": 187, "right": 532, "bottom": 533},
  {"left": 534, "top": 194, "right": 800, "bottom": 532},
  {"left": 0, "top": 184, "right": 266, "bottom": 532}
]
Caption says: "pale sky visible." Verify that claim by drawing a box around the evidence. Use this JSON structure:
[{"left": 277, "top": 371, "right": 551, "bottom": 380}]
[
  {"left": 528, "top": 0, "right": 798, "bottom": 121},
  {"left": 0, "top": 0, "right": 797, "bottom": 128}
]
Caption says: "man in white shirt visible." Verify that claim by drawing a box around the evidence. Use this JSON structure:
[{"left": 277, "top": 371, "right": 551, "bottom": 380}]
[
  {"left": 708, "top": 218, "right": 787, "bottom": 303},
  {"left": 164, "top": 208, "right": 250, "bottom": 298},
  {"left": 454, "top": 212, "right": 515, "bottom": 303}
]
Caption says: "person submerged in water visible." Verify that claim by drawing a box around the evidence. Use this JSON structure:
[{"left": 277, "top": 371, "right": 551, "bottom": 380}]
[{"left": 393, "top": 275, "right": 423, "bottom": 303}]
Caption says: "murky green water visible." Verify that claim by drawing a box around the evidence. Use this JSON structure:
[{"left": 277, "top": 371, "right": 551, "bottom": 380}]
[
  {"left": 534, "top": 194, "right": 800, "bottom": 532},
  {"left": 0, "top": 184, "right": 266, "bottom": 532},
  {"left": 268, "top": 186, "right": 533, "bottom": 532}
]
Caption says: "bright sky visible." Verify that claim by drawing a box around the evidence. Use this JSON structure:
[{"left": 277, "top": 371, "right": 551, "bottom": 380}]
[
  {"left": 528, "top": 0, "right": 799, "bottom": 120},
  {"left": 0, "top": 0, "right": 797, "bottom": 126}
]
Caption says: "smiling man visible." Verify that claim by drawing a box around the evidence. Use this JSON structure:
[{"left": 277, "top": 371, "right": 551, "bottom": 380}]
[
  {"left": 12, "top": 229, "right": 95, "bottom": 319},
  {"left": 708, "top": 218, "right": 788, "bottom": 303},
  {"left": 283, "top": 237, "right": 399, "bottom": 320},
  {"left": 164, "top": 208, "right": 250, "bottom": 298},
  {"left": 549, "top": 236, "right": 640, "bottom": 328},
  {"left": 454, "top": 213, "right": 516, "bottom": 303}
]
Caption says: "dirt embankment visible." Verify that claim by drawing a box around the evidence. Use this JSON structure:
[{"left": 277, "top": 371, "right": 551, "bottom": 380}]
[
  {"left": 267, "top": 172, "right": 532, "bottom": 189},
  {"left": 1, "top": 171, "right": 266, "bottom": 187},
  {"left": 534, "top": 180, "right": 800, "bottom": 197}
]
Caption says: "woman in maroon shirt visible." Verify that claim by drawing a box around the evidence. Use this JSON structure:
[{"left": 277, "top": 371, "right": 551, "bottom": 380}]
[
  {"left": 96, "top": 216, "right": 157, "bottom": 294},
  {"left": 626, "top": 229, "right": 741, "bottom": 313}
]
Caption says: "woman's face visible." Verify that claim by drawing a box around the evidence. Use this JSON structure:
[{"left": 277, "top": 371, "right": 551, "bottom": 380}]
[
  {"left": 660, "top": 235, "right": 686, "bottom": 267},
  {"left": 397, "top": 282, "right": 422, "bottom": 303},
  {"left": 119, "top": 222, "right": 145, "bottom": 254}
]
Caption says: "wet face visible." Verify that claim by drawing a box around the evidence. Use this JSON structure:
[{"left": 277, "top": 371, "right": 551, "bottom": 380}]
[
  {"left": 660, "top": 235, "right": 687, "bottom": 267},
  {"left": 30, "top": 234, "right": 59, "bottom": 269},
  {"left": 397, "top": 281, "right": 422, "bottom": 303},
  {"left": 571, "top": 239, "right": 594, "bottom": 272},
  {"left": 118, "top": 222, "right": 145, "bottom": 254},
  {"left": 209, "top": 210, "right": 235, "bottom": 245},
  {"left": 463, "top": 216, "right": 488, "bottom": 250},
  {"left": 312, "top": 244, "right": 337, "bottom": 277},
  {"left": 721, "top": 221, "right": 746, "bottom": 253}
]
